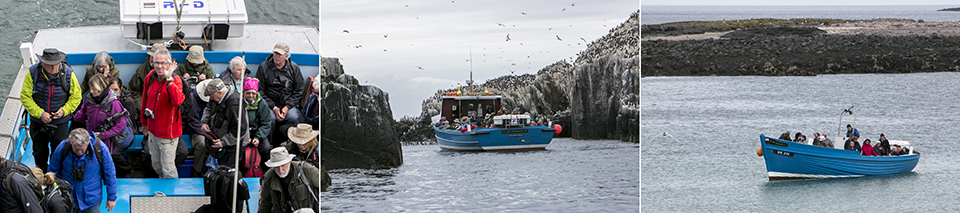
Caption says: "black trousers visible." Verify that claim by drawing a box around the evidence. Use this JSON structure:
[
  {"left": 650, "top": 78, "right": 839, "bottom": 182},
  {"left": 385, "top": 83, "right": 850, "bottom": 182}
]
[{"left": 31, "top": 121, "right": 69, "bottom": 172}]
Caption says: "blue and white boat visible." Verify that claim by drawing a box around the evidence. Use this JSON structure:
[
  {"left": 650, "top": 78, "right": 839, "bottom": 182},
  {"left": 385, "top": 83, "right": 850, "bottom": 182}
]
[
  {"left": 0, "top": 0, "right": 319, "bottom": 212},
  {"left": 433, "top": 94, "right": 557, "bottom": 151},
  {"left": 759, "top": 108, "right": 920, "bottom": 180}
]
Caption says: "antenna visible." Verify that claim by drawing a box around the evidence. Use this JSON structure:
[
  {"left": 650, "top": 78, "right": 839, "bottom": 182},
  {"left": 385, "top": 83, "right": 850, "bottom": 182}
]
[{"left": 467, "top": 46, "right": 474, "bottom": 86}]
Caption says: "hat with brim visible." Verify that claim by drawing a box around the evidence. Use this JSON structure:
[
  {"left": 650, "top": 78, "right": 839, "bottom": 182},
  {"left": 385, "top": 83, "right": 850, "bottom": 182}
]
[
  {"left": 195, "top": 79, "right": 214, "bottom": 102},
  {"left": 38, "top": 48, "right": 65, "bottom": 66},
  {"left": 147, "top": 43, "right": 165, "bottom": 56},
  {"left": 288, "top": 123, "right": 318, "bottom": 145},
  {"left": 186, "top": 46, "right": 205, "bottom": 64},
  {"left": 265, "top": 147, "right": 295, "bottom": 168}
]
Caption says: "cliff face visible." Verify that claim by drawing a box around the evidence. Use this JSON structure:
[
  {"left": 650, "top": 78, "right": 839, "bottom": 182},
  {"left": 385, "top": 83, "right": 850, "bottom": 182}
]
[
  {"left": 400, "top": 10, "right": 639, "bottom": 142},
  {"left": 320, "top": 57, "right": 403, "bottom": 169}
]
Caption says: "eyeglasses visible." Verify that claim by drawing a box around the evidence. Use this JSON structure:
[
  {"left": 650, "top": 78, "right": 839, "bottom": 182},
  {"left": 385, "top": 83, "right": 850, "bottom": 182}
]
[{"left": 152, "top": 61, "right": 173, "bottom": 66}]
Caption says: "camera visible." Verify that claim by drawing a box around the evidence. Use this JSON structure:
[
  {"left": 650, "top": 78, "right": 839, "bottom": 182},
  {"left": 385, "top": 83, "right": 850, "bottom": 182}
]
[
  {"left": 144, "top": 108, "right": 154, "bottom": 119},
  {"left": 39, "top": 123, "right": 58, "bottom": 134},
  {"left": 73, "top": 163, "right": 85, "bottom": 181}
]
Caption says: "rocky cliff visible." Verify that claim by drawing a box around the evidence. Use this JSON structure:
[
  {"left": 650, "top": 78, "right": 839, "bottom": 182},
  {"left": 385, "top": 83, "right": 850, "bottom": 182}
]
[
  {"left": 399, "top": 10, "right": 639, "bottom": 143},
  {"left": 320, "top": 57, "right": 403, "bottom": 170}
]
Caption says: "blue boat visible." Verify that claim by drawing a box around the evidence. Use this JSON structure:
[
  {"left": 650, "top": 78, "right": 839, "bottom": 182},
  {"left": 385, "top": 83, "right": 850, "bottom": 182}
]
[
  {"left": 433, "top": 94, "right": 556, "bottom": 151},
  {"left": 759, "top": 134, "right": 920, "bottom": 180}
]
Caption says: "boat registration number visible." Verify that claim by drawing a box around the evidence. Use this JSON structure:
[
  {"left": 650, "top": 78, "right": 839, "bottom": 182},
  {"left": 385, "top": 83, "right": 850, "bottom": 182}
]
[
  {"left": 502, "top": 130, "right": 528, "bottom": 134},
  {"left": 772, "top": 150, "right": 794, "bottom": 157},
  {"left": 509, "top": 134, "right": 522, "bottom": 137}
]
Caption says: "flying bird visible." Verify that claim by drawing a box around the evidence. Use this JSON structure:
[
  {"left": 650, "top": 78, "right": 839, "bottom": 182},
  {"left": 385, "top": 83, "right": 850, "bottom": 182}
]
[
  {"left": 580, "top": 37, "right": 587, "bottom": 42},
  {"left": 497, "top": 23, "right": 505, "bottom": 27},
  {"left": 556, "top": 35, "right": 562, "bottom": 41},
  {"left": 510, "top": 70, "right": 515, "bottom": 74},
  {"left": 383, "top": 49, "right": 388, "bottom": 52},
  {"left": 519, "top": 42, "right": 523, "bottom": 46},
  {"left": 562, "top": 8, "right": 566, "bottom": 12},
  {"left": 548, "top": 27, "right": 553, "bottom": 31},
  {"left": 521, "top": 12, "right": 527, "bottom": 15},
  {"left": 506, "top": 34, "right": 511, "bottom": 42},
  {"left": 342, "top": 30, "right": 350, "bottom": 33},
  {"left": 354, "top": 45, "right": 362, "bottom": 48},
  {"left": 384, "top": 34, "right": 388, "bottom": 38},
  {"left": 405, "top": 4, "right": 408, "bottom": 7},
  {"left": 511, "top": 63, "right": 516, "bottom": 66},
  {"left": 571, "top": 3, "right": 575, "bottom": 6},
  {"left": 417, "top": 66, "right": 424, "bottom": 70}
]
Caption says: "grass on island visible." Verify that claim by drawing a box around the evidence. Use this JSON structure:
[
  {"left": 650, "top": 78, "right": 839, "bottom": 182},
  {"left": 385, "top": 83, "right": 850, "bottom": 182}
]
[{"left": 641, "top": 18, "right": 916, "bottom": 37}]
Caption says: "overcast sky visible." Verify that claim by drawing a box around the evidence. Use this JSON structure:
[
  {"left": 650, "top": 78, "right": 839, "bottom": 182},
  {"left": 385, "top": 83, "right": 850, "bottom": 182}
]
[
  {"left": 641, "top": 0, "right": 958, "bottom": 5},
  {"left": 322, "top": 0, "right": 639, "bottom": 119}
]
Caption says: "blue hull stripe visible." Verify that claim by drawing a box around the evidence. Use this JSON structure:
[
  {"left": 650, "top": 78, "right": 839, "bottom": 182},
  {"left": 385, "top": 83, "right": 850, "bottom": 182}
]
[{"left": 760, "top": 134, "right": 919, "bottom": 177}]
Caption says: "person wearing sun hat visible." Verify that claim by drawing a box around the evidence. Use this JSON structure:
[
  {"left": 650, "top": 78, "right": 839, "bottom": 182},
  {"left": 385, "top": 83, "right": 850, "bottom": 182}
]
[
  {"left": 129, "top": 43, "right": 167, "bottom": 108},
  {"left": 175, "top": 45, "right": 214, "bottom": 87},
  {"left": 283, "top": 124, "right": 318, "bottom": 166},
  {"left": 21, "top": 47, "right": 82, "bottom": 172},
  {"left": 258, "top": 147, "right": 320, "bottom": 212},
  {"left": 243, "top": 78, "right": 274, "bottom": 170}
]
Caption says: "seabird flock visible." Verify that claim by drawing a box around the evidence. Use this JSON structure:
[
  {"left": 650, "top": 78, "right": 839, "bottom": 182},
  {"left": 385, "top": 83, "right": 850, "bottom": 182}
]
[{"left": 338, "top": 1, "right": 597, "bottom": 76}]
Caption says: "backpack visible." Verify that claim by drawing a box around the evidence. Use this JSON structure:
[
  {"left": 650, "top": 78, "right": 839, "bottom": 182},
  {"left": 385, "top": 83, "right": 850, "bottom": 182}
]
[
  {"left": 0, "top": 159, "right": 44, "bottom": 204},
  {"left": 202, "top": 166, "right": 249, "bottom": 213},
  {"left": 242, "top": 146, "right": 263, "bottom": 178},
  {"left": 40, "top": 177, "right": 74, "bottom": 213},
  {"left": 295, "top": 161, "right": 319, "bottom": 211}
]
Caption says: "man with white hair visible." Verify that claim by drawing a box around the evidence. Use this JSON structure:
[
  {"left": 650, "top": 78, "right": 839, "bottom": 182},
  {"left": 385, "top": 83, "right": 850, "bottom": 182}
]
[
  {"left": 258, "top": 147, "right": 319, "bottom": 212},
  {"left": 49, "top": 128, "right": 117, "bottom": 213},
  {"left": 218, "top": 56, "right": 251, "bottom": 94},
  {"left": 199, "top": 79, "right": 249, "bottom": 173}
]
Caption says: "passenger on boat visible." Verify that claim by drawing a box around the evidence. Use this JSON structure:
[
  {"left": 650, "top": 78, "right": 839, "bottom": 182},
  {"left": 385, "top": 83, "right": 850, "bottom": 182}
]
[
  {"left": 812, "top": 133, "right": 825, "bottom": 147},
  {"left": 175, "top": 46, "right": 214, "bottom": 85},
  {"left": 285, "top": 124, "right": 318, "bottom": 167},
  {"left": 108, "top": 78, "right": 141, "bottom": 134},
  {"left": 140, "top": 48, "right": 185, "bottom": 179},
  {"left": 299, "top": 76, "right": 320, "bottom": 129},
  {"left": 73, "top": 74, "right": 132, "bottom": 178},
  {"left": 846, "top": 124, "right": 860, "bottom": 139},
  {"left": 199, "top": 79, "right": 250, "bottom": 175},
  {"left": 820, "top": 133, "right": 834, "bottom": 148},
  {"left": 186, "top": 80, "right": 211, "bottom": 177},
  {"left": 259, "top": 148, "right": 320, "bottom": 212},
  {"left": 243, "top": 78, "right": 275, "bottom": 170},
  {"left": 218, "top": 56, "right": 251, "bottom": 95},
  {"left": 844, "top": 136, "right": 862, "bottom": 152},
  {"left": 257, "top": 42, "right": 305, "bottom": 147},
  {"left": 81, "top": 51, "right": 120, "bottom": 95},
  {"left": 793, "top": 132, "right": 806, "bottom": 143},
  {"left": 49, "top": 129, "right": 117, "bottom": 212},
  {"left": 22, "top": 48, "right": 82, "bottom": 173},
  {"left": 778, "top": 131, "right": 791, "bottom": 141},
  {"left": 0, "top": 159, "right": 42, "bottom": 213},
  {"left": 861, "top": 139, "right": 877, "bottom": 156},
  {"left": 30, "top": 167, "right": 71, "bottom": 213},
  {"left": 128, "top": 43, "right": 166, "bottom": 110},
  {"left": 877, "top": 134, "right": 891, "bottom": 156}
]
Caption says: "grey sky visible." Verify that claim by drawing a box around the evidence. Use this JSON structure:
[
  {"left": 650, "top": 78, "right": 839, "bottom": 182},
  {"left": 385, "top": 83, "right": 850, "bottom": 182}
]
[
  {"left": 641, "top": 0, "right": 958, "bottom": 5},
  {"left": 322, "top": 0, "right": 639, "bottom": 119}
]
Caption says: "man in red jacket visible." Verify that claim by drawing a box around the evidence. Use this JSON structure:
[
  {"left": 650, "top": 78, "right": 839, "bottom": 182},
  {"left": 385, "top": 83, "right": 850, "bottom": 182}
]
[{"left": 140, "top": 48, "right": 185, "bottom": 178}]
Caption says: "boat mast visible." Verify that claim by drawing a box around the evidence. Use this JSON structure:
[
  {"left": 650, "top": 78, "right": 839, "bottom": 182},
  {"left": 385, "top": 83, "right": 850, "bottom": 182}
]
[{"left": 467, "top": 46, "right": 474, "bottom": 86}]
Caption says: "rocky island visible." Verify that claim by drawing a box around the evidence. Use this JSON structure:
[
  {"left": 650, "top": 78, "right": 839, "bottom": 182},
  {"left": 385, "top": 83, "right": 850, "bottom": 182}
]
[
  {"left": 642, "top": 18, "right": 960, "bottom": 77},
  {"left": 397, "top": 11, "right": 639, "bottom": 143}
]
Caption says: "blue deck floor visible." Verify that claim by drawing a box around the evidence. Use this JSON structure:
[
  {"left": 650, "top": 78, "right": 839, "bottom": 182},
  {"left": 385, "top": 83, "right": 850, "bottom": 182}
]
[{"left": 17, "top": 136, "right": 261, "bottom": 212}]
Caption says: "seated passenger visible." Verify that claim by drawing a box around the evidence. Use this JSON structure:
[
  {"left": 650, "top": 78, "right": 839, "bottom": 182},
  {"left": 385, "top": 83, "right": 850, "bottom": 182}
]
[
  {"left": 793, "top": 132, "right": 806, "bottom": 143},
  {"left": 778, "top": 131, "right": 792, "bottom": 141},
  {"left": 820, "top": 134, "right": 834, "bottom": 148},
  {"left": 877, "top": 134, "right": 891, "bottom": 156},
  {"left": 861, "top": 139, "right": 877, "bottom": 156},
  {"left": 844, "top": 137, "right": 861, "bottom": 152},
  {"left": 175, "top": 46, "right": 214, "bottom": 84},
  {"left": 81, "top": 51, "right": 120, "bottom": 95},
  {"left": 812, "top": 133, "right": 824, "bottom": 147}
]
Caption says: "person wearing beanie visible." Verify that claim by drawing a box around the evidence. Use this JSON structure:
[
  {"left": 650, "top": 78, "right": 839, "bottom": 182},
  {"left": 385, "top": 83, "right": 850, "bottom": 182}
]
[
  {"left": 242, "top": 78, "right": 274, "bottom": 171},
  {"left": 175, "top": 45, "right": 214, "bottom": 87}
]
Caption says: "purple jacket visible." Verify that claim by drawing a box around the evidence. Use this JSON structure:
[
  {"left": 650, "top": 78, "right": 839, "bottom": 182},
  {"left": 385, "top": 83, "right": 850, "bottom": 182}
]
[{"left": 73, "top": 90, "right": 126, "bottom": 150}]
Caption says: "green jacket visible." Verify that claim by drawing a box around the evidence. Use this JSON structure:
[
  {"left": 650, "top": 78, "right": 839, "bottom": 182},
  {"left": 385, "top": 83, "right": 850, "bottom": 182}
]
[
  {"left": 127, "top": 58, "right": 153, "bottom": 107},
  {"left": 245, "top": 93, "right": 273, "bottom": 141},
  {"left": 174, "top": 59, "right": 214, "bottom": 82},
  {"left": 258, "top": 161, "right": 319, "bottom": 213}
]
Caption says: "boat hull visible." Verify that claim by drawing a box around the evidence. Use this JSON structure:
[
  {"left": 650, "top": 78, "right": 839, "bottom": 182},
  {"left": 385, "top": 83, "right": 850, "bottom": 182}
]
[
  {"left": 759, "top": 134, "right": 919, "bottom": 181},
  {"left": 435, "top": 126, "right": 555, "bottom": 151}
]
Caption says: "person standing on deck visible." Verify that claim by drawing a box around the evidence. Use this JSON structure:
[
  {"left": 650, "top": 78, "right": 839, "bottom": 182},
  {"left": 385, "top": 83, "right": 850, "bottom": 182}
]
[
  {"left": 49, "top": 129, "right": 117, "bottom": 213},
  {"left": 140, "top": 48, "right": 185, "bottom": 178},
  {"left": 257, "top": 42, "right": 305, "bottom": 146},
  {"left": 846, "top": 124, "right": 859, "bottom": 139},
  {"left": 199, "top": 79, "right": 249, "bottom": 174},
  {"left": 21, "top": 48, "right": 82, "bottom": 173}
]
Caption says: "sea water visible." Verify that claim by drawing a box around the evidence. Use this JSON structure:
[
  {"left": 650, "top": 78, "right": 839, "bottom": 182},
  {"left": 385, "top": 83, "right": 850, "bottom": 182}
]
[
  {"left": 642, "top": 73, "right": 960, "bottom": 211},
  {"left": 322, "top": 138, "right": 640, "bottom": 212},
  {"left": 641, "top": 5, "right": 960, "bottom": 25}
]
